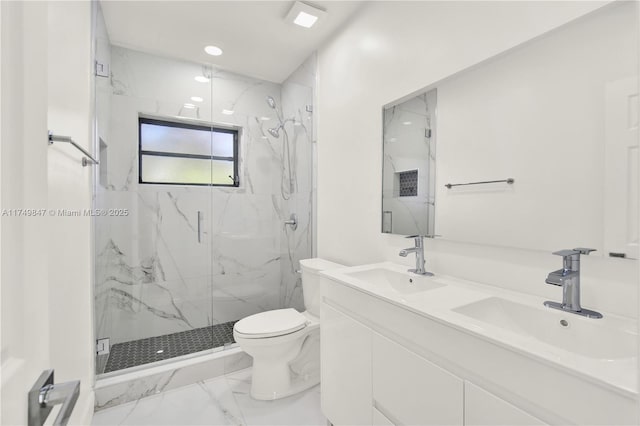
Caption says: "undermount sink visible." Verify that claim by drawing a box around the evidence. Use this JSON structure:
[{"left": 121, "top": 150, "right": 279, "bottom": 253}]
[
  {"left": 344, "top": 268, "right": 444, "bottom": 294},
  {"left": 454, "top": 297, "right": 637, "bottom": 360}
]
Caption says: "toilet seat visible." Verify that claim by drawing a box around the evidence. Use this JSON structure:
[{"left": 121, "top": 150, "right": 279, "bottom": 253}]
[{"left": 234, "top": 308, "right": 307, "bottom": 339}]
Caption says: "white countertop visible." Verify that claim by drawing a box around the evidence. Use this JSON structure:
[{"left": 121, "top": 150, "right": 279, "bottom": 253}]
[{"left": 321, "top": 262, "right": 638, "bottom": 399}]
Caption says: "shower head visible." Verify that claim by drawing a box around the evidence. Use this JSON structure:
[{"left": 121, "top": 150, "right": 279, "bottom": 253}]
[
  {"left": 266, "top": 117, "right": 298, "bottom": 139},
  {"left": 267, "top": 127, "right": 280, "bottom": 138},
  {"left": 266, "top": 96, "right": 277, "bottom": 110}
]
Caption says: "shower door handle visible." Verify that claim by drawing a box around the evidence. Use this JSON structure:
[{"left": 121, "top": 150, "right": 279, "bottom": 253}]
[{"left": 197, "top": 211, "right": 202, "bottom": 243}]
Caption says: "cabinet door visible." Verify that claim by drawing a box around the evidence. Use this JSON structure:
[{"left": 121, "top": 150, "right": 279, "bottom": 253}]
[
  {"left": 372, "top": 332, "right": 463, "bottom": 425},
  {"left": 373, "top": 408, "right": 395, "bottom": 426},
  {"left": 465, "top": 381, "right": 547, "bottom": 426},
  {"left": 321, "top": 303, "right": 372, "bottom": 426}
]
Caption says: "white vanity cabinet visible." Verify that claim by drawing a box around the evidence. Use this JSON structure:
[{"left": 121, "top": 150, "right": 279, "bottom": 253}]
[
  {"left": 372, "top": 333, "right": 463, "bottom": 425},
  {"left": 321, "top": 294, "right": 545, "bottom": 426},
  {"left": 321, "top": 303, "right": 545, "bottom": 426},
  {"left": 319, "top": 272, "right": 636, "bottom": 426},
  {"left": 320, "top": 307, "right": 469, "bottom": 426},
  {"left": 371, "top": 408, "right": 394, "bottom": 426},
  {"left": 464, "top": 381, "right": 547, "bottom": 426},
  {"left": 321, "top": 303, "right": 372, "bottom": 425}
]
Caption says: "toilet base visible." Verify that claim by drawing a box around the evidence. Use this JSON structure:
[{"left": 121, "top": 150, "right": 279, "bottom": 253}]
[
  {"left": 248, "top": 331, "right": 321, "bottom": 401},
  {"left": 250, "top": 370, "right": 319, "bottom": 401}
]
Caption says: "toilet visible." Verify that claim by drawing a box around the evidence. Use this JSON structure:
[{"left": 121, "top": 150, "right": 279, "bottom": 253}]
[{"left": 233, "top": 258, "right": 344, "bottom": 400}]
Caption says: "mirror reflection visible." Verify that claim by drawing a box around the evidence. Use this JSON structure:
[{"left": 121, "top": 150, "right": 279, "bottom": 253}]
[
  {"left": 381, "top": 2, "right": 638, "bottom": 260},
  {"left": 382, "top": 89, "right": 437, "bottom": 236}
]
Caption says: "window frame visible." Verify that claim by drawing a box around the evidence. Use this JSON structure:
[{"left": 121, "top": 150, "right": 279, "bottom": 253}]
[{"left": 138, "top": 116, "right": 240, "bottom": 187}]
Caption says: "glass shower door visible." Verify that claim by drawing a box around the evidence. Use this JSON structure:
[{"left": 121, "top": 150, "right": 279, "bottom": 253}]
[
  {"left": 93, "top": 4, "right": 317, "bottom": 375},
  {"left": 93, "top": 14, "right": 216, "bottom": 373}
]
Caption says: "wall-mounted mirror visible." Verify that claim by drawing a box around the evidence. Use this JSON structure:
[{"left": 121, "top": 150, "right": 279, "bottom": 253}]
[
  {"left": 382, "top": 90, "right": 437, "bottom": 236},
  {"left": 382, "top": 2, "right": 638, "bottom": 259}
]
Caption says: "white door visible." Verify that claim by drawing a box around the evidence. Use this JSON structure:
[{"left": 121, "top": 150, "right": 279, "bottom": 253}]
[
  {"left": 1, "top": 2, "right": 93, "bottom": 425},
  {"left": 0, "top": 2, "right": 54, "bottom": 424},
  {"left": 604, "top": 77, "right": 639, "bottom": 260}
]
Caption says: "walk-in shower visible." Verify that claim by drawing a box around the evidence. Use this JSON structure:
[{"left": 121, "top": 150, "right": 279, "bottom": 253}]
[{"left": 92, "top": 6, "right": 316, "bottom": 376}]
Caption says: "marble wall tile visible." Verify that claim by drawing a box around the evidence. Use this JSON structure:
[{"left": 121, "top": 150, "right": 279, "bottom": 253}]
[{"left": 278, "top": 56, "right": 316, "bottom": 311}]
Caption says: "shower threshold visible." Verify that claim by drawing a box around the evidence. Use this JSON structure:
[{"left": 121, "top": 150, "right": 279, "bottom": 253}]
[{"left": 100, "top": 320, "right": 238, "bottom": 374}]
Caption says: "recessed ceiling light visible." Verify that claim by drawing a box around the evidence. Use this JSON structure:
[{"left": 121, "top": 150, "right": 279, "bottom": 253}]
[
  {"left": 204, "top": 45, "right": 223, "bottom": 56},
  {"left": 260, "top": 117, "right": 270, "bottom": 121},
  {"left": 191, "top": 96, "right": 204, "bottom": 103},
  {"left": 402, "top": 121, "right": 412, "bottom": 125},
  {"left": 222, "top": 109, "right": 234, "bottom": 115},
  {"left": 183, "top": 103, "right": 196, "bottom": 109},
  {"left": 194, "top": 76, "right": 209, "bottom": 83},
  {"left": 286, "top": 1, "right": 326, "bottom": 29}
]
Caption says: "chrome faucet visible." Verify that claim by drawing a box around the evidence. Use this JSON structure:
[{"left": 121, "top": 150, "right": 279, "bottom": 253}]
[
  {"left": 544, "top": 248, "right": 602, "bottom": 319},
  {"left": 399, "top": 235, "right": 433, "bottom": 276}
]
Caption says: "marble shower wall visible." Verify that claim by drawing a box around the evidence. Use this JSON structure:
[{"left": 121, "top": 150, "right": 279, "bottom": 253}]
[
  {"left": 95, "top": 45, "right": 315, "bottom": 347},
  {"left": 279, "top": 54, "right": 316, "bottom": 311}
]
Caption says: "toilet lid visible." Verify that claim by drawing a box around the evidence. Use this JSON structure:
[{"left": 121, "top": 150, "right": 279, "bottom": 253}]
[{"left": 234, "top": 308, "right": 307, "bottom": 338}]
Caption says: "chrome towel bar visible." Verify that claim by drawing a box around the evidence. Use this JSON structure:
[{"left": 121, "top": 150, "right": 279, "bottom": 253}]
[
  {"left": 445, "top": 178, "right": 514, "bottom": 189},
  {"left": 48, "top": 131, "right": 99, "bottom": 167},
  {"left": 28, "top": 369, "right": 80, "bottom": 426}
]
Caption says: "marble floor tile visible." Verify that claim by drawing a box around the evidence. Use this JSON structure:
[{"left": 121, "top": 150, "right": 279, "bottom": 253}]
[
  {"left": 226, "top": 369, "right": 325, "bottom": 426},
  {"left": 92, "top": 368, "right": 326, "bottom": 426}
]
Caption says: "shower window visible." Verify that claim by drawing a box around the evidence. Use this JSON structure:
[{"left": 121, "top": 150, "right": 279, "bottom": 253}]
[{"left": 138, "top": 116, "right": 239, "bottom": 186}]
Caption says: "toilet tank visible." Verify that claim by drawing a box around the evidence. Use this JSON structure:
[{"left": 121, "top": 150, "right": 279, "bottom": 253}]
[{"left": 300, "top": 258, "right": 344, "bottom": 317}]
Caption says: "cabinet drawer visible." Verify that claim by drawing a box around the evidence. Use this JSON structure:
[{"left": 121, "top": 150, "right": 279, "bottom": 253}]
[
  {"left": 465, "top": 381, "right": 547, "bottom": 426},
  {"left": 372, "top": 332, "right": 463, "bottom": 425}
]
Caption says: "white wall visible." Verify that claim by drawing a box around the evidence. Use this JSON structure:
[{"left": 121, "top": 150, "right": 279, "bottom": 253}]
[
  {"left": 47, "top": 0, "right": 95, "bottom": 386},
  {"left": 46, "top": 1, "right": 95, "bottom": 422},
  {"left": 317, "top": 1, "right": 638, "bottom": 318},
  {"left": 434, "top": 2, "right": 636, "bottom": 253}
]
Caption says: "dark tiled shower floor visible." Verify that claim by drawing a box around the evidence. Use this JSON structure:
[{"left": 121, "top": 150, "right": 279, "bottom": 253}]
[{"left": 103, "top": 320, "right": 237, "bottom": 373}]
